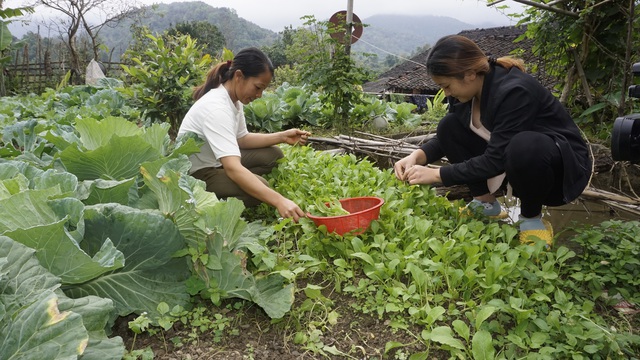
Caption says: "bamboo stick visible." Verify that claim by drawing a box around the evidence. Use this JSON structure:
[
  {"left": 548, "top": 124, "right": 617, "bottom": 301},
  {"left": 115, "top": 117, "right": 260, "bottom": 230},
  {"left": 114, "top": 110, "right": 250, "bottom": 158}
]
[{"left": 581, "top": 187, "right": 640, "bottom": 205}]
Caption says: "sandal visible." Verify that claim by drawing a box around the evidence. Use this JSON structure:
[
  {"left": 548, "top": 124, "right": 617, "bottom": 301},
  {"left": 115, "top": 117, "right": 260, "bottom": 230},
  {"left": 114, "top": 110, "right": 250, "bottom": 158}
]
[{"left": 459, "top": 199, "right": 508, "bottom": 220}]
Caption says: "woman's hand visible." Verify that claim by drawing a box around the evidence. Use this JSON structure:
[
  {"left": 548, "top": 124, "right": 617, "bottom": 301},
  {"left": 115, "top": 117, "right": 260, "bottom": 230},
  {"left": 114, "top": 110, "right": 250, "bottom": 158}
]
[
  {"left": 394, "top": 149, "right": 428, "bottom": 181},
  {"left": 275, "top": 197, "right": 306, "bottom": 223},
  {"left": 403, "top": 165, "right": 442, "bottom": 185},
  {"left": 393, "top": 155, "right": 418, "bottom": 181},
  {"left": 281, "top": 129, "right": 311, "bottom": 146}
]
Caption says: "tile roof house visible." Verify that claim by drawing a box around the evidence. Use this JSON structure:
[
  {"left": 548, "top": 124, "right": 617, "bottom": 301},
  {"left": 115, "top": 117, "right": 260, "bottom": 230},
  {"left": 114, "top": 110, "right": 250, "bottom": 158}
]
[{"left": 363, "top": 25, "right": 557, "bottom": 100}]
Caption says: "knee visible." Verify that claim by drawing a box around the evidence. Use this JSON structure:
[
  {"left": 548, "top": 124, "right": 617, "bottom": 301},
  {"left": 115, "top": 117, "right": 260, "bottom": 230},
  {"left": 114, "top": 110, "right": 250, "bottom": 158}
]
[
  {"left": 506, "top": 133, "right": 536, "bottom": 163},
  {"left": 266, "top": 145, "right": 284, "bottom": 166},
  {"left": 272, "top": 145, "right": 284, "bottom": 160},
  {"left": 505, "top": 132, "right": 555, "bottom": 170},
  {"left": 436, "top": 113, "right": 463, "bottom": 137}
]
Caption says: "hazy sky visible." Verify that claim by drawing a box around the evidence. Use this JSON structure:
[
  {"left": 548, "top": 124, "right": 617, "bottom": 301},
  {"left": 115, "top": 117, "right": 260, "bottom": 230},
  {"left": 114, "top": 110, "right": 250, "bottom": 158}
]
[
  {"left": 6, "top": 0, "right": 526, "bottom": 33},
  {"left": 162, "top": 0, "right": 526, "bottom": 31}
]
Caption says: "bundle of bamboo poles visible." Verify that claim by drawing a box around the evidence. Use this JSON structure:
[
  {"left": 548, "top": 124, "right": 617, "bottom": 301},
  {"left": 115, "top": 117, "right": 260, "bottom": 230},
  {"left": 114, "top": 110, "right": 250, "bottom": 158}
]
[{"left": 309, "top": 131, "right": 433, "bottom": 161}]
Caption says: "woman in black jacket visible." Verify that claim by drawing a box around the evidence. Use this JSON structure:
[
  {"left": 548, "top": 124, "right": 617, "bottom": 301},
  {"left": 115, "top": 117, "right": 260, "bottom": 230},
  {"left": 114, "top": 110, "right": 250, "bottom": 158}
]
[{"left": 394, "top": 35, "right": 592, "bottom": 246}]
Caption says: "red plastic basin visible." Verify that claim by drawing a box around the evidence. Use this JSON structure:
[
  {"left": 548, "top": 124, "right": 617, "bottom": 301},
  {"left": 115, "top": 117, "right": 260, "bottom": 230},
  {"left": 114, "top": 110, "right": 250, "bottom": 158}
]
[{"left": 306, "top": 196, "right": 384, "bottom": 235}]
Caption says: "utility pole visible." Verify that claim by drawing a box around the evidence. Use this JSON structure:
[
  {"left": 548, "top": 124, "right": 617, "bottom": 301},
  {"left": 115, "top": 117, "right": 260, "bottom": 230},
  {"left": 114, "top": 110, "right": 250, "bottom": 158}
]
[{"left": 345, "top": 0, "right": 354, "bottom": 55}]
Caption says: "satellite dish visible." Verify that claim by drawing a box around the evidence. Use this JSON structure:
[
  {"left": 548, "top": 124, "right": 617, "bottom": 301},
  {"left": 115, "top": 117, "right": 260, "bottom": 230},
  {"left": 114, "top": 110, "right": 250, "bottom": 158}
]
[{"left": 328, "top": 10, "right": 363, "bottom": 45}]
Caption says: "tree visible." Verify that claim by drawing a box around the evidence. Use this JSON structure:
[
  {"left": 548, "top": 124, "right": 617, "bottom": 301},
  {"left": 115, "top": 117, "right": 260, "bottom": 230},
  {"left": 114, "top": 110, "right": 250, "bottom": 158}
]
[
  {"left": 262, "top": 25, "right": 296, "bottom": 68},
  {"left": 120, "top": 26, "right": 213, "bottom": 138},
  {"left": 501, "top": 0, "right": 639, "bottom": 128},
  {"left": 34, "top": 0, "right": 142, "bottom": 83},
  {"left": 167, "top": 21, "right": 225, "bottom": 57},
  {"left": 288, "top": 15, "right": 370, "bottom": 130},
  {"left": 0, "top": 5, "right": 34, "bottom": 96},
  {"left": 383, "top": 54, "right": 400, "bottom": 68}
]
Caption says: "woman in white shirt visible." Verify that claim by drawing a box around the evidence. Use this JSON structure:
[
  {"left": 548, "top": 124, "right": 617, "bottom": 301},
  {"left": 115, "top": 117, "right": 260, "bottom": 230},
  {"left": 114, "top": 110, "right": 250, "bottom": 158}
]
[{"left": 179, "top": 47, "right": 310, "bottom": 222}]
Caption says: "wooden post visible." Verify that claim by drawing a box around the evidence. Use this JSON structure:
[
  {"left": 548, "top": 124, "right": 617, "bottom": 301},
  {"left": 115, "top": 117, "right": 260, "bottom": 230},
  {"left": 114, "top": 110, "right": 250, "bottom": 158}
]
[
  {"left": 44, "top": 50, "right": 51, "bottom": 77},
  {"left": 22, "top": 44, "right": 29, "bottom": 88},
  {"left": 571, "top": 47, "right": 594, "bottom": 108}
]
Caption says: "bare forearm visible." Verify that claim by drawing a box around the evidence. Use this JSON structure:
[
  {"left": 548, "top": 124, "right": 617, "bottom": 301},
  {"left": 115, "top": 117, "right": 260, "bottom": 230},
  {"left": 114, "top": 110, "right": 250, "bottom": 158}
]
[
  {"left": 238, "top": 129, "right": 311, "bottom": 149},
  {"left": 227, "top": 166, "right": 282, "bottom": 204},
  {"left": 237, "top": 132, "right": 283, "bottom": 149}
]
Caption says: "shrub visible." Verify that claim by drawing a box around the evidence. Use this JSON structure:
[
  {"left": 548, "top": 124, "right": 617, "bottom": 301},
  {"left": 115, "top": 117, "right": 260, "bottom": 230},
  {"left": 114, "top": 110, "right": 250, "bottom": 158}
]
[{"left": 120, "top": 27, "right": 212, "bottom": 138}]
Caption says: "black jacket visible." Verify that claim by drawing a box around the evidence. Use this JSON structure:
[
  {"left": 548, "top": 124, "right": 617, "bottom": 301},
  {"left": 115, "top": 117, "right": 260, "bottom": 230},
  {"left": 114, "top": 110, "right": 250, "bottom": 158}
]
[{"left": 421, "top": 64, "right": 592, "bottom": 203}]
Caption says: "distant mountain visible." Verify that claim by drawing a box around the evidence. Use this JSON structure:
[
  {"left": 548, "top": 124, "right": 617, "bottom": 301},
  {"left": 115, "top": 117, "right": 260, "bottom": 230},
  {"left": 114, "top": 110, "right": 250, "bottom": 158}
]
[
  {"left": 8, "top": 1, "right": 492, "bottom": 66},
  {"left": 99, "top": 1, "right": 279, "bottom": 59},
  {"left": 98, "top": 4, "right": 483, "bottom": 66},
  {"left": 353, "top": 14, "right": 478, "bottom": 58}
]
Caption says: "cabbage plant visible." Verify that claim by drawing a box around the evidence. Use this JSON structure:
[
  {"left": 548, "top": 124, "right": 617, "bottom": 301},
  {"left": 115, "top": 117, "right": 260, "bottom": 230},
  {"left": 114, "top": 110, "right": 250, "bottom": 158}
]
[{"left": 0, "top": 91, "right": 296, "bottom": 358}]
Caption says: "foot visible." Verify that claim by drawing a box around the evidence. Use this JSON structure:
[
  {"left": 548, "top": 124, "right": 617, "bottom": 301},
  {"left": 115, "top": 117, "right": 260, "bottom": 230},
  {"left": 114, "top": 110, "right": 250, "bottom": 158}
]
[
  {"left": 460, "top": 199, "right": 508, "bottom": 219},
  {"left": 518, "top": 215, "right": 553, "bottom": 247}
]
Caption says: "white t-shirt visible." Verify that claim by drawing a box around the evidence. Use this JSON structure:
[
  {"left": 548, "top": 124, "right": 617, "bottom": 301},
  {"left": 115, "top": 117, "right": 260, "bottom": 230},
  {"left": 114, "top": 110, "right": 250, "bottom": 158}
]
[{"left": 178, "top": 86, "right": 249, "bottom": 173}]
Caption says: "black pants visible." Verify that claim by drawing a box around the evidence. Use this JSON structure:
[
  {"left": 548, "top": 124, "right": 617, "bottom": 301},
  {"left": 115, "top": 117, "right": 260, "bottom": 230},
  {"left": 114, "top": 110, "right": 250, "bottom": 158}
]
[{"left": 438, "top": 114, "right": 565, "bottom": 218}]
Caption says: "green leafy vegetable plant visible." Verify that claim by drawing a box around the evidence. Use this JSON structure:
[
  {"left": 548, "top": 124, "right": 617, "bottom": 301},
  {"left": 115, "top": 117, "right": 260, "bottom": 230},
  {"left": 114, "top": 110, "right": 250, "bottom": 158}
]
[
  {"left": 308, "top": 198, "right": 350, "bottom": 217},
  {"left": 566, "top": 220, "right": 640, "bottom": 305},
  {"left": 0, "top": 237, "right": 125, "bottom": 359},
  {"left": 262, "top": 145, "right": 640, "bottom": 358},
  {"left": 0, "top": 89, "right": 296, "bottom": 360},
  {"left": 423, "top": 88, "right": 448, "bottom": 123}
]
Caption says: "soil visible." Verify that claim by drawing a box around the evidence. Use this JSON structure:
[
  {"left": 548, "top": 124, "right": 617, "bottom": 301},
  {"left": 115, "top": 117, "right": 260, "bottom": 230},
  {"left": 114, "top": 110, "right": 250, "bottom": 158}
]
[
  {"left": 114, "top": 288, "right": 441, "bottom": 360},
  {"left": 114, "top": 270, "right": 640, "bottom": 360}
]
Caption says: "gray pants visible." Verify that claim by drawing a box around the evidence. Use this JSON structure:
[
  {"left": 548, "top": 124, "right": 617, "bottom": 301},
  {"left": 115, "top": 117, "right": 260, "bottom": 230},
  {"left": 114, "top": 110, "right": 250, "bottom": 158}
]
[{"left": 190, "top": 146, "right": 284, "bottom": 207}]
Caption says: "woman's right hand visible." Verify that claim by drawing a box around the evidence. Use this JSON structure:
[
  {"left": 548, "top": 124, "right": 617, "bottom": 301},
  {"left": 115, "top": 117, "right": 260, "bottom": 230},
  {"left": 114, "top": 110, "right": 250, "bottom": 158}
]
[
  {"left": 281, "top": 129, "right": 312, "bottom": 146},
  {"left": 275, "top": 197, "right": 306, "bottom": 223}
]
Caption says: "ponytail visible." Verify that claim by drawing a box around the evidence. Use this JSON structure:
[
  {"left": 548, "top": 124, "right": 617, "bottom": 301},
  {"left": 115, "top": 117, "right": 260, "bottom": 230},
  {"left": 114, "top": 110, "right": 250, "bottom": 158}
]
[
  {"left": 495, "top": 56, "right": 526, "bottom": 72},
  {"left": 192, "top": 61, "right": 233, "bottom": 100}
]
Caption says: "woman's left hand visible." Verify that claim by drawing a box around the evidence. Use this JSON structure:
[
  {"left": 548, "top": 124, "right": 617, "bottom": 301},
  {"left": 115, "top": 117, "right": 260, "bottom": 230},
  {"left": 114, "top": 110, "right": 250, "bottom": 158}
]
[
  {"left": 404, "top": 165, "right": 442, "bottom": 185},
  {"left": 281, "top": 129, "right": 312, "bottom": 146}
]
